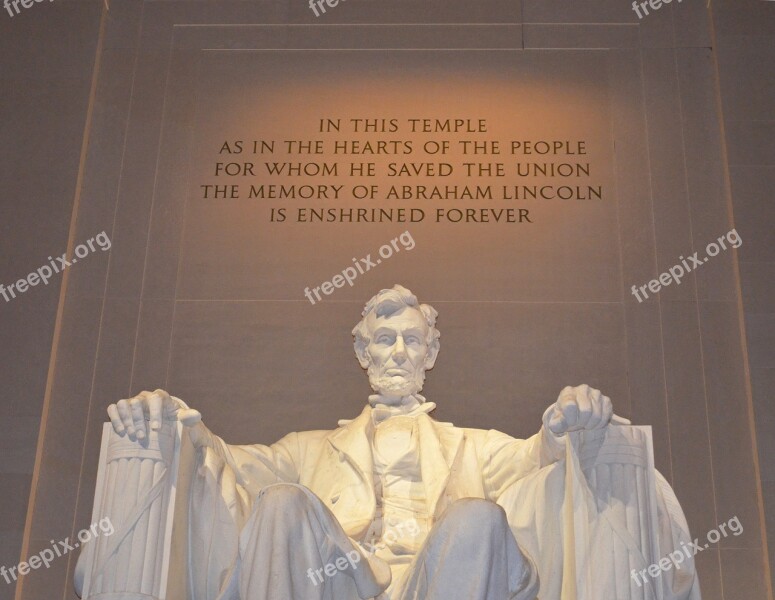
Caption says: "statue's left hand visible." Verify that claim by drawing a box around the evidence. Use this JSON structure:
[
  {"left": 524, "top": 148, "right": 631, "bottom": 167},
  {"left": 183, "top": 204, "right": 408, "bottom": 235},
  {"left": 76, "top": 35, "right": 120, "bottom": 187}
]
[{"left": 544, "top": 384, "right": 613, "bottom": 435}]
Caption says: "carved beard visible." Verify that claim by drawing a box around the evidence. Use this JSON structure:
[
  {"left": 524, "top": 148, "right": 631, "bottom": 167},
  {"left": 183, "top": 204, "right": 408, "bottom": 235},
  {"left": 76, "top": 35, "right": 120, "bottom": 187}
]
[{"left": 367, "top": 363, "right": 427, "bottom": 397}]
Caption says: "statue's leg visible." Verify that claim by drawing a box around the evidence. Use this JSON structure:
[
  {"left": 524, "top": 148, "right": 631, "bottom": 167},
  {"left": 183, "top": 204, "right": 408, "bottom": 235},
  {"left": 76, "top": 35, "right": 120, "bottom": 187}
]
[
  {"left": 234, "top": 483, "right": 390, "bottom": 600},
  {"left": 392, "top": 499, "right": 539, "bottom": 600}
]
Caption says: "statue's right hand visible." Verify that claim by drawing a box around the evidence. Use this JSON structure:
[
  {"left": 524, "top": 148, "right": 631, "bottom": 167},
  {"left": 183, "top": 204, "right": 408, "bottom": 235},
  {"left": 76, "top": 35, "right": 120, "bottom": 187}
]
[{"left": 107, "top": 389, "right": 203, "bottom": 442}]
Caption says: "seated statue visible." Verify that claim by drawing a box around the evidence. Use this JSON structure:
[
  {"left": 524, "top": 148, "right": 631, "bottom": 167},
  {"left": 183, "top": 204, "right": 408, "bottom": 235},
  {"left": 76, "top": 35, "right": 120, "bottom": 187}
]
[{"left": 82, "top": 284, "right": 701, "bottom": 600}]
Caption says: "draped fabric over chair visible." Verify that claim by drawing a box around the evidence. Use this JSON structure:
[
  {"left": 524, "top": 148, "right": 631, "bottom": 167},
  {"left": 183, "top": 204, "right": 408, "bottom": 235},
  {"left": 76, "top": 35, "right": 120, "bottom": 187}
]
[{"left": 497, "top": 425, "right": 701, "bottom": 600}]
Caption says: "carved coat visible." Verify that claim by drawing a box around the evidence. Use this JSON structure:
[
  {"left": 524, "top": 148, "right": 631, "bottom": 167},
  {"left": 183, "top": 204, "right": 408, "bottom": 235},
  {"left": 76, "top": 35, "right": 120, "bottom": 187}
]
[
  {"left": 200, "top": 404, "right": 559, "bottom": 541},
  {"left": 189, "top": 405, "right": 701, "bottom": 600}
]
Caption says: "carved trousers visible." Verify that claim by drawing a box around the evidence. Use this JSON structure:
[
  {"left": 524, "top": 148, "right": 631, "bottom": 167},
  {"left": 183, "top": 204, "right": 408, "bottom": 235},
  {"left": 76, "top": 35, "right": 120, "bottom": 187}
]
[{"left": 232, "top": 483, "right": 539, "bottom": 600}]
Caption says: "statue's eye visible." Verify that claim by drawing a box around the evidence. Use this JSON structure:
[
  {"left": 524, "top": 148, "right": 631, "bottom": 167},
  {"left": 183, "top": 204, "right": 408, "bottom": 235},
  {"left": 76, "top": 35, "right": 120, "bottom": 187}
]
[
  {"left": 376, "top": 335, "right": 393, "bottom": 344},
  {"left": 405, "top": 336, "right": 420, "bottom": 345}
]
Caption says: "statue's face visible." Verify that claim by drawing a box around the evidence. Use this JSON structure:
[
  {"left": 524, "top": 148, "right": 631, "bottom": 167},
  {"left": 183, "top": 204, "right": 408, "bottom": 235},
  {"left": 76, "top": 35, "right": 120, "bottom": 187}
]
[{"left": 364, "top": 306, "right": 431, "bottom": 398}]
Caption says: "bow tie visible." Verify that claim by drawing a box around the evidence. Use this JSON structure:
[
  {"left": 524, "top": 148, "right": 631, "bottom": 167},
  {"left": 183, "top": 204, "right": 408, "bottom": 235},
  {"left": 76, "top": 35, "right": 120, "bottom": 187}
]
[{"left": 369, "top": 394, "right": 437, "bottom": 425}]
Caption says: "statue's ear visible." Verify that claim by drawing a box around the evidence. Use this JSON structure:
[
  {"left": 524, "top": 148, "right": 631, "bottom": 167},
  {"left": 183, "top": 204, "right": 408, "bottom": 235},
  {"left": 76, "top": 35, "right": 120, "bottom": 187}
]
[
  {"left": 354, "top": 339, "right": 371, "bottom": 369},
  {"left": 424, "top": 338, "right": 440, "bottom": 370}
]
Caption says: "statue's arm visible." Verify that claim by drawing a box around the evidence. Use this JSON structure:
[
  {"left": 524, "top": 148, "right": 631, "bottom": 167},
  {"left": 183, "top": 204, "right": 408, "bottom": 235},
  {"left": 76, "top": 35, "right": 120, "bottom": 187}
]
[
  {"left": 480, "top": 427, "right": 564, "bottom": 501},
  {"left": 198, "top": 428, "right": 301, "bottom": 493},
  {"left": 105, "top": 389, "right": 302, "bottom": 494},
  {"left": 480, "top": 383, "right": 615, "bottom": 500}
]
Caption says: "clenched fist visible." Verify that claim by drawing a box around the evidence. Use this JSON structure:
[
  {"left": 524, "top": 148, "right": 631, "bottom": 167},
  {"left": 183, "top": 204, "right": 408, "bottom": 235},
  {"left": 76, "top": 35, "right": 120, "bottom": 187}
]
[
  {"left": 544, "top": 384, "right": 613, "bottom": 435},
  {"left": 107, "top": 389, "right": 203, "bottom": 443}
]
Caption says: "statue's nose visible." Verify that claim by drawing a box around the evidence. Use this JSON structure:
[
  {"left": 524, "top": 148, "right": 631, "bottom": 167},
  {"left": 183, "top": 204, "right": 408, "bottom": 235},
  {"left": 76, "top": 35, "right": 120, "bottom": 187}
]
[{"left": 392, "top": 336, "right": 407, "bottom": 363}]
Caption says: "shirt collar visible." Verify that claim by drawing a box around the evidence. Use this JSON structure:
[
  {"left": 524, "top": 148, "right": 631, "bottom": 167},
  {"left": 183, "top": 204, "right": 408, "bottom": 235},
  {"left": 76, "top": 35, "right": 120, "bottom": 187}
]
[{"left": 368, "top": 393, "right": 436, "bottom": 425}]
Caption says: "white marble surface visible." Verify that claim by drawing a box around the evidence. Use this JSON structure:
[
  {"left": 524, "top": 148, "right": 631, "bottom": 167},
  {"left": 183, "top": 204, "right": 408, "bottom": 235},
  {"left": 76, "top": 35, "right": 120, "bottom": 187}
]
[{"left": 77, "top": 286, "right": 701, "bottom": 600}]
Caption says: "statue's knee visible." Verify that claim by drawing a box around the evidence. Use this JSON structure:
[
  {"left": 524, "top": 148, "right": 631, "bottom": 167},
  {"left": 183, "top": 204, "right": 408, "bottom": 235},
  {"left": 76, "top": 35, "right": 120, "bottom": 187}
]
[
  {"left": 256, "top": 483, "right": 312, "bottom": 514},
  {"left": 441, "top": 498, "right": 508, "bottom": 538}
]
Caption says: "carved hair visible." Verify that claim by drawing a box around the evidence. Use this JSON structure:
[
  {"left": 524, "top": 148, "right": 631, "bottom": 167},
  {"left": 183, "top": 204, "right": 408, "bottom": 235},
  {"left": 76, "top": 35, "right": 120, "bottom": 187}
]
[{"left": 352, "top": 284, "right": 440, "bottom": 361}]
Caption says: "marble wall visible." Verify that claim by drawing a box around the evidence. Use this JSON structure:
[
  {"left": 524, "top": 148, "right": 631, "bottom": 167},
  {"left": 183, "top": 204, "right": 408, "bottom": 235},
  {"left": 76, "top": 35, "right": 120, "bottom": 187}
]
[
  {"left": 0, "top": 1, "right": 772, "bottom": 600},
  {"left": 713, "top": 0, "right": 775, "bottom": 594},
  {"left": 0, "top": 2, "right": 101, "bottom": 599}
]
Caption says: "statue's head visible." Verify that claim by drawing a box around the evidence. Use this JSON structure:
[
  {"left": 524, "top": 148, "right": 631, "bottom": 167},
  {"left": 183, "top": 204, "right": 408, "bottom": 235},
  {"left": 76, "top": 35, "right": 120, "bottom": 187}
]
[{"left": 352, "top": 285, "right": 440, "bottom": 399}]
